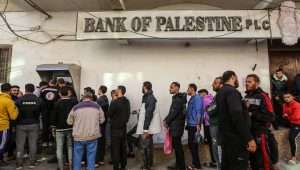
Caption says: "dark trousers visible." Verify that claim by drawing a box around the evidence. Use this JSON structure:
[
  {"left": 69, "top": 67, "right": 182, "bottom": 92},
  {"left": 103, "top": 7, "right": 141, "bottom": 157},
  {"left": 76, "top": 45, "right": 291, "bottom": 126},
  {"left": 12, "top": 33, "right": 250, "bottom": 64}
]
[
  {"left": 221, "top": 142, "right": 249, "bottom": 170},
  {"left": 172, "top": 136, "right": 186, "bottom": 170},
  {"left": 289, "top": 125, "right": 300, "bottom": 157},
  {"left": 250, "top": 133, "right": 272, "bottom": 170},
  {"left": 0, "top": 129, "right": 10, "bottom": 160},
  {"left": 42, "top": 113, "right": 51, "bottom": 144},
  {"left": 111, "top": 130, "right": 127, "bottom": 170},
  {"left": 7, "top": 127, "right": 16, "bottom": 157},
  {"left": 141, "top": 135, "right": 154, "bottom": 168},
  {"left": 187, "top": 126, "right": 201, "bottom": 169},
  {"left": 96, "top": 124, "right": 106, "bottom": 162}
]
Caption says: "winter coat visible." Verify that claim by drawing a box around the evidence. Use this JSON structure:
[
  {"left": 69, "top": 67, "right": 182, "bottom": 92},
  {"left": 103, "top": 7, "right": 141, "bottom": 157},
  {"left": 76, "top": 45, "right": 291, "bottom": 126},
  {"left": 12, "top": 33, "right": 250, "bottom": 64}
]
[
  {"left": 283, "top": 100, "right": 300, "bottom": 125},
  {"left": 0, "top": 93, "right": 18, "bottom": 131},
  {"left": 136, "top": 103, "right": 161, "bottom": 135},
  {"left": 216, "top": 84, "right": 252, "bottom": 147},
  {"left": 207, "top": 96, "right": 218, "bottom": 126},
  {"left": 142, "top": 90, "right": 157, "bottom": 131},
  {"left": 40, "top": 87, "right": 59, "bottom": 115},
  {"left": 244, "top": 88, "right": 275, "bottom": 134},
  {"left": 271, "top": 74, "right": 288, "bottom": 97},
  {"left": 186, "top": 94, "right": 204, "bottom": 127},
  {"left": 165, "top": 93, "right": 187, "bottom": 137},
  {"left": 97, "top": 95, "right": 109, "bottom": 122},
  {"left": 203, "top": 94, "right": 214, "bottom": 126}
]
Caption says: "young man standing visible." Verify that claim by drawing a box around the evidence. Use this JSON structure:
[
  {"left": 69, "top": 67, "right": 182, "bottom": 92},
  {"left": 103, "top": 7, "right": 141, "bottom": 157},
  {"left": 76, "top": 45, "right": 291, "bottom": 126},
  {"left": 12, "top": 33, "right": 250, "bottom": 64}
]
[
  {"left": 51, "top": 86, "right": 78, "bottom": 170},
  {"left": 137, "top": 81, "right": 157, "bottom": 170},
  {"left": 0, "top": 83, "right": 18, "bottom": 166},
  {"left": 283, "top": 92, "right": 300, "bottom": 165},
  {"left": 164, "top": 82, "right": 187, "bottom": 170},
  {"left": 109, "top": 86, "right": 131, "bottom": 170},
  {"left": 207, "top": 77, "right": 223, "bottom": 169},
  {"left": 244, "top": 74, "right": 276, "bottom": 170},
  {"left": 15, "top": 84, "right": 43, "bottom": 169},
  {"left": 216, "top": 71, "right": 256, "bottom": 170},
  {"left": 186, "top": 83, "right": 204, "bottom": 170},
  {"left": 67, "top": 91, "right": 105, "bottom": 170},
  {"left": 96, "top": 85, "right": 109, "bottom": 166}
]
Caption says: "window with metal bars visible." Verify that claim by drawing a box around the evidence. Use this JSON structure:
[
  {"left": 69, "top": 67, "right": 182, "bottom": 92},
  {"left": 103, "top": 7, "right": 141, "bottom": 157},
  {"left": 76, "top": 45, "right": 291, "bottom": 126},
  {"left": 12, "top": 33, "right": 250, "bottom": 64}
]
[{"left": 0, "top": 48, "right": 11, "bottom": 83}]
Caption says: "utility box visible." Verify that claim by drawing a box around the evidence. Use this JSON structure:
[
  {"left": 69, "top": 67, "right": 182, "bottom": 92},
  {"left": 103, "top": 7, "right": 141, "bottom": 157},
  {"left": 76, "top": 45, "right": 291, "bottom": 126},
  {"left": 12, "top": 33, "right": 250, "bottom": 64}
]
[{"left": 36, "top": 64, "right": 81, "bottom": 98}]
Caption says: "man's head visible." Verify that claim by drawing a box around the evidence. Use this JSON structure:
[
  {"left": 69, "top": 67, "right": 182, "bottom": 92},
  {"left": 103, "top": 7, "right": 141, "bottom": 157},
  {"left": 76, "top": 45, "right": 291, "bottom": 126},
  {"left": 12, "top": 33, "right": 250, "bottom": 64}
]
[
  {"left": 212, "top": 77, "right": 223, "bottom": 92},
  {"left": 49, "top": 79, "right": 57, "bottom": 87},
  {"left": 98, "top": 85, "right": 107, "bottom": 95},
  {"left": 111, "top": 90, "right": 117, "bottom": 100},
  {"left": 57, "top": 78, "right": 66, "bottom": 88},
  {"left": 283, "top": 92, "right": 295, "bottom": 103},
  {"left": 25, "top": 84, "right": 35, "bottom": 94},
  {"left": 275, "top": 68, "right": 284, "bottom": 79},
  {"left": 198, "top": 89, "right": 208, "bottom": 97},
  {"left": 222, "top": 70, "right": 239, "bottom": 88},
  {"left": 1, "top": 83, "right": 11, "bottom": 94},
  {"left": 142, "top": 81, "right": 152, "bottom": 94},
  {"left": 246, "top": 74, "right": 260, "bottom": 92},
  {"left": 59, "top": 86, "right": 69, "bottom": 98},
  {"left": 39, "top": 81, "right": 48, "bottom": 89},
  {"left": 116, "top": 85, "right": 126, "bottom": 97},
  {"left": 169, "top": 82, "right": 180, "bottom": 95},
  {"left": 187, "top": 83, "right": 197, "bottom": 96},
  {"left": 10, "top": 85, "right": 20, "bottom": 96}
]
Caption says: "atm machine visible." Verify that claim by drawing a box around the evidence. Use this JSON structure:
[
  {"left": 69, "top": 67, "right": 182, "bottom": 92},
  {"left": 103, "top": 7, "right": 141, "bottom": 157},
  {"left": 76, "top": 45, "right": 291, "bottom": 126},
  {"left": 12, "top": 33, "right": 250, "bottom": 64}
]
[{"left": 36, "top": 64, "right": 81, "bottom": 98}]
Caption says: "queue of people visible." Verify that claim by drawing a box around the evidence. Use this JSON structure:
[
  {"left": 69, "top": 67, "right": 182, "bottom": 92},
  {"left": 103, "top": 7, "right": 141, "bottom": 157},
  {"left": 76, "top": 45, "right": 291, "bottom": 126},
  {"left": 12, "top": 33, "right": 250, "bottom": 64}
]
[{"left": 0, "top": 70, "right": 299, "bottom": 170}]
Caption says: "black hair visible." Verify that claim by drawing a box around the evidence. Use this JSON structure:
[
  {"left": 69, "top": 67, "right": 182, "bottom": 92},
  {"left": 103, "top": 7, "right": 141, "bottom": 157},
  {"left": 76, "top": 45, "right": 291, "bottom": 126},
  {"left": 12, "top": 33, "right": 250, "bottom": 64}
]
[
  {"left": 57, "top": 78, "right": 65, "bottom": 84},
  {"left": 1, "top": 83, "right": 11, "bottom": 92},
  {"left": 171, "top": 81, "right": 180, "bottom": 88},
  {"left": 59, "top": 86, "right": 69, "bottom": 96},
  {"left": 99, "top": 85, "right": 107, "bottom": 94},
  {"left": 222, "top": 70, "right": 236, "bottom": 83},
  {"left": 39, "top": 81, "right": 48, "bottom": 87},
  {"left": 11, "top": 85, "right": 20, "bottom": 89},
  {"left": 215, "top": 77, "right": 223, "bottom": 84},
  {"left": 49, "top": 79, "right": 57, "bottom": 85},
  {"left": 84, "top": 87, "right": 95, "bottom": 95},
  {"left": 198, "top": 89, "right": 209, "bottom": 95},
  {"left": 143, "top": 81, "right": 152, "bottom": 91},
  {"left": 111, "top": 90, "right": 116, "bottom": 95},
  {"left": 118, "top": 85, "right": 126, "bottom": 95},
  {"left": 276, "top": 68, "right": 283, "bottom": 73},
  {"left": 25, "top": 83, "right": 35, "bottom": 93},
  {"left": 246, "top": 74, "right": 260, "bottom": 83},
  {"left": 283, "top": 91, "right": 293, "bottom": 96},
  {"left": 188, "top": 83, "right": 197, "bottom": 92}
]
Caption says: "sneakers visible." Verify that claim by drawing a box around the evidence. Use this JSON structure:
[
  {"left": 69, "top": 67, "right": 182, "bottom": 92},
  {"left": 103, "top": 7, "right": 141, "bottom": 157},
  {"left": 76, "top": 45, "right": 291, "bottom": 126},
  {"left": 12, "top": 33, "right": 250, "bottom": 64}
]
[
  {"left": 288, "top": 159, "right": 297, "bottom": 165},
  {"left": 28, "top": 161, "right": 39, "bottom": 169},
  {"left": 16, "top": 163, "right": 23, "bottom": 170}
]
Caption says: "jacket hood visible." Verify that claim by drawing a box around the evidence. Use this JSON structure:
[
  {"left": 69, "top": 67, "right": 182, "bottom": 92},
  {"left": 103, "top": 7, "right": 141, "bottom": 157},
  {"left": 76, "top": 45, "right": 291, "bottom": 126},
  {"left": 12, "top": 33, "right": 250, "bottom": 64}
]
[
  {"left": 273, "top": 73, "right": 288, "bottom": 81},
  {"left": 0, "top": 92, "right": 11, "bottom": 99}
]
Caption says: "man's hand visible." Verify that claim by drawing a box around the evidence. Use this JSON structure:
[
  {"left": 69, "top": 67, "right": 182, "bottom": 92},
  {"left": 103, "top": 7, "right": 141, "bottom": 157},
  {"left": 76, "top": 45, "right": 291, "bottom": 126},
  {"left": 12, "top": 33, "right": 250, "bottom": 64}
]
[
  {"left": 196, "top": 125, "right": 201, "bottom": 132},
  {"left": 283, "top": 114, "right": 288, "bottom": 119},
  {"left": 247, "top": 139, "right": 257, "bottom": 153},
  {"left": 143, "top": 131, "right": 149, "bottom": 139}
]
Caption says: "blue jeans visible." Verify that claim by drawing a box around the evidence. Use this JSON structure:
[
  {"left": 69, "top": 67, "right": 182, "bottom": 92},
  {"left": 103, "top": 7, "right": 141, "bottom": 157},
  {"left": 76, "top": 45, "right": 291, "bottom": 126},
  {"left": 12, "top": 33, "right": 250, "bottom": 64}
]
[
  {"left": 73, "top": 139, "right": 98, "bottom": 170},
  {"left": 56, "top": 131, "right": 72, "bottom": 170}
]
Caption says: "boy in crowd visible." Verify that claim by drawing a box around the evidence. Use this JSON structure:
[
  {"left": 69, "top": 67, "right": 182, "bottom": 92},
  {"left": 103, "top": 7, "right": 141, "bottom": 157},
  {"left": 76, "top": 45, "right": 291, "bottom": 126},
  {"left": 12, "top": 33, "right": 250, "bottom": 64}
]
[
  {"left": 51, "top": 86, "right": 78, "bottom": 170},
  {"left": 15, "top": 84, "right": 43, "bottom": 170},
  {"left": 67, "top": 91, "right": 105, "bottom": 170},
  {"left": 244, "top": 74, "right": 276, "bottom": 170},
  {"left": 0, "top": 83, "right": 18, "bottom": 166},
  {"left": 187, "top": 84, "right": 204, "bottom": 170},
  {"left": 283, "top": 92, "right": 300, "bottom": 165}
]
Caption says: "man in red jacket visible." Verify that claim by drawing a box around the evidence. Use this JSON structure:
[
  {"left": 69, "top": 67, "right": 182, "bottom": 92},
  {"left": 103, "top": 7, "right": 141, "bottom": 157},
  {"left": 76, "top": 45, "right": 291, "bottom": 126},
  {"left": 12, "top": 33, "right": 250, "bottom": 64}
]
[{"left": 283, "top": 92, "right": 300, "bottom": 165}]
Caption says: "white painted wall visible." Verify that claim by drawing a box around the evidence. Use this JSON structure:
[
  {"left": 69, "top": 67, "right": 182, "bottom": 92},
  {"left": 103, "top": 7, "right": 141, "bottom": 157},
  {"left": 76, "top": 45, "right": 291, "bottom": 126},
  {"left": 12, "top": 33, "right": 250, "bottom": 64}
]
[{"left": 0, "top": 4, "right": 271, "bottom": 119}]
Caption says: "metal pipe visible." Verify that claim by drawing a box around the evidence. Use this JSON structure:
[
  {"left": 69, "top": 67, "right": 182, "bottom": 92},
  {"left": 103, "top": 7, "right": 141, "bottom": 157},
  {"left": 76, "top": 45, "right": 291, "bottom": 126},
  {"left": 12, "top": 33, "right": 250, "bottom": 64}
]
[{"left": 23, "top": 0, "right": 52, "bottom": 19}]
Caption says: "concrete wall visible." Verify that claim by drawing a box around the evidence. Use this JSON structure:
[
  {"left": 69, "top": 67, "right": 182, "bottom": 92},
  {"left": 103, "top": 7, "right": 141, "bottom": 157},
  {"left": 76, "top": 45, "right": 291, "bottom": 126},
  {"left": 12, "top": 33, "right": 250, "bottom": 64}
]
[{"left": 0, "top": 4, "right": 271, "bottom": 119}]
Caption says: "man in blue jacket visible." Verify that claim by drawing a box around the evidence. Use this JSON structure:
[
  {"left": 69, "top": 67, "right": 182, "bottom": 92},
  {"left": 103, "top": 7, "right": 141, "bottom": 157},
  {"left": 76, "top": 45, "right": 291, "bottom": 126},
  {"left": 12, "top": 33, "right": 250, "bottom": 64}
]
[{"left": 186, "top": 83, "right": 204, "bottom": 170}]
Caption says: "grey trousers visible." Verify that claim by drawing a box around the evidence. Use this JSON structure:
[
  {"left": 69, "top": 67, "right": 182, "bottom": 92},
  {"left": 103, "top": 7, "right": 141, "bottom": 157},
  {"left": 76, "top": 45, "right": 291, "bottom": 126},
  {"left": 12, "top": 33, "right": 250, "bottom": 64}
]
[
  {"left": 210, "top": 125, "right": 221, "bottom": 170},
  {"left": 140, "top": 135, "right": 154, "bottom": 169},
  {"left": 16, "top": 124, "right": 39, "bottom": 164}
]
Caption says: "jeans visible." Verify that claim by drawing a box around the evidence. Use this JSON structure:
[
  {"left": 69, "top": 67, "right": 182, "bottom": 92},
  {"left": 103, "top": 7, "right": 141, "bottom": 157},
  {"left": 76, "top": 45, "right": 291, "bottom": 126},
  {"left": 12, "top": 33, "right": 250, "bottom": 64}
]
[
  {"left": 16, "top": 124, "right": 39, "bottom": 164},
  {"left": 141, "top": 135, "right": 154, "bottom": 168},
  {"left": 0, "top": 129, "right": 9, "bottom": 160},
  {"left": 111, "top": 129, "right": 127, "bottom": 170},
  {"left": 289, "top": 125, "right": 300, "bottom": 157},
  {"left": 187, "top": 126, "right": 201, "bottom": 169},
  {"left": 56, "top": 130, "right": 72, "bottom": 170},
  {"left": 210, "top": 125, "right": 221, "bottom": 169},
  {"left": 172, "top": 135, "right": 186, "bottom": 170},
  {"left": 73, "top": 139, "right": 98, "bottom": 170}
]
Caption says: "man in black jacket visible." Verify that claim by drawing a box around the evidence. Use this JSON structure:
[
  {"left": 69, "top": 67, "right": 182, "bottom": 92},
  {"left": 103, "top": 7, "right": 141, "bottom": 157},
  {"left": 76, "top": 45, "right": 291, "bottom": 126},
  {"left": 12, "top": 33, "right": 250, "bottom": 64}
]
[
  {"left": 216, "top": 71, "right": 256, "bottom": 170},
  {"left": 51, "top": 86, "right": 78, "bottom": 170},
  {"left": 16, "top": 84, "right": 43, "bottom": 169},
  {"left": 96, "top": 85, "right": 109, "bottom": 165},
  {"left": 245, "top": 74, "right": 276, "bottom": 170},
  {"left": 140, "top": 81, "right": 157, "bottom": 170},
  {"left": 109, "top": 85, "right": 130, "bottom": 170},
  {"left": 164, "top": 82, "right": 187, "bottom": 170}
]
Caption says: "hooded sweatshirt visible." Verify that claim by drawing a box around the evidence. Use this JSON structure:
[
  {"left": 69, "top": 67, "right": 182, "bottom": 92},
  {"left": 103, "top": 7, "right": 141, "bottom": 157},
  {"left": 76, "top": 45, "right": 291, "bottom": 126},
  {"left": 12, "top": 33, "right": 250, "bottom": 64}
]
[
  {"left": 0, "top": 93, "right": 18, "bottom": 131},
  {"left": 271, "top": 73, "right": 288, "bottom": 97}
]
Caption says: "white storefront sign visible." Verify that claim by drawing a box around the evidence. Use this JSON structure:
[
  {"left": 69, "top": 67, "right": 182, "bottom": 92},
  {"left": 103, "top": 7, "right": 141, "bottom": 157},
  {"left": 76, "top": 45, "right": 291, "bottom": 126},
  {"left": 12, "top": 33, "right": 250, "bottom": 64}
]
[{"left": 76, "top": 10, "right": 281, "bottom": 39}]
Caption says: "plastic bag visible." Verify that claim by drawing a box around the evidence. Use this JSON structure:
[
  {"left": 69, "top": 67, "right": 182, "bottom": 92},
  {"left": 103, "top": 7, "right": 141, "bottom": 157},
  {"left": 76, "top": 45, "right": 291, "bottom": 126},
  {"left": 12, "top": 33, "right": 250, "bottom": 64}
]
[{"left": 164, "top": 129, "right": 172, "bottom": 155}]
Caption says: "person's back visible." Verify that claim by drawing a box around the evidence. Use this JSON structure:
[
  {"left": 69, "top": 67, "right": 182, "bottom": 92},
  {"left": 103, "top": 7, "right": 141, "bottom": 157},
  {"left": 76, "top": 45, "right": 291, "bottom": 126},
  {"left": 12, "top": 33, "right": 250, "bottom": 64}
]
[
  {"left": 110, "top": 96, "right": 130, "bottom": 131},
  {"left": 0, "top": 91, "right": 18, "bottom": 131}
]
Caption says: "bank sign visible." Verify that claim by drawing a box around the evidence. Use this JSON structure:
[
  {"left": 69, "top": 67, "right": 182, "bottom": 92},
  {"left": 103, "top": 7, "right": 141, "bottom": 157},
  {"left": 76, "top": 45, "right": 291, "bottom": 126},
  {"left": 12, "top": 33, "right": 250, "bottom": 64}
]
[{"left": 76, "top": 10, "right": 280, "bottom": 39}]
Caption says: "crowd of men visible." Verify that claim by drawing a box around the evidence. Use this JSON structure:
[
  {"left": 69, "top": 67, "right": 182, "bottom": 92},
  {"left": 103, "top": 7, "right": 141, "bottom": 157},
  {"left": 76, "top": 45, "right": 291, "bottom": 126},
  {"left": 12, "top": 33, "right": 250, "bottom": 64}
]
[{"left": 0, "top": 70, "right": 299, "bottom": 170}]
